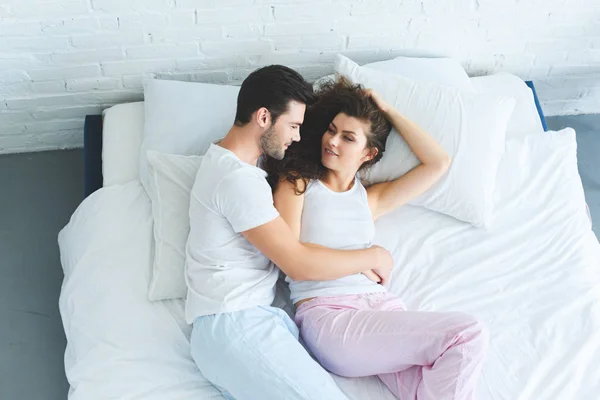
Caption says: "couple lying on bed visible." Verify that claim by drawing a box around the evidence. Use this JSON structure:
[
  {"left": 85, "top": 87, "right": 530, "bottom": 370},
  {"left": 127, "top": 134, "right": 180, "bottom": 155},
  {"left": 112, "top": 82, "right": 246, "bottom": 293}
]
[{"left": 184, "top": 65, "right": 489, "bottom": 400}]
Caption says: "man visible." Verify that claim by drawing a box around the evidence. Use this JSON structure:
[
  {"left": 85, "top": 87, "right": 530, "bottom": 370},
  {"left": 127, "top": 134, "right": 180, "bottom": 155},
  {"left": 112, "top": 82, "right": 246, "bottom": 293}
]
[{"left": 186, "top": 65, "right": 393, "bottom": 400}]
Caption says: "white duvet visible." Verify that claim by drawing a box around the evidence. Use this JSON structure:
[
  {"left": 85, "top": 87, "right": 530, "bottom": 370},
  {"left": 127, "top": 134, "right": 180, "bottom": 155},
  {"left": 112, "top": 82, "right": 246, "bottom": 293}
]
[{"left": 59, "top": 129, "right": 600, "bottom": 400}]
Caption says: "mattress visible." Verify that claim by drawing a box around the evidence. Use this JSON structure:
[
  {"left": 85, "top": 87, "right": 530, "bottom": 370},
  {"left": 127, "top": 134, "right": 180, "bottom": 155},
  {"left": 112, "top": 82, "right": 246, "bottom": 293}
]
[{"left": 58, "top": 127, "right": 600, "bottom": 399}]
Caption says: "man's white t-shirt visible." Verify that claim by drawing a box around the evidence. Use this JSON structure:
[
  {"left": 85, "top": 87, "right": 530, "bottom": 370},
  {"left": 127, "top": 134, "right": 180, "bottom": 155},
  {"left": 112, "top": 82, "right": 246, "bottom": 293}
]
[{"left": 185, "top": 143, "right": 280, "bottom": 323}]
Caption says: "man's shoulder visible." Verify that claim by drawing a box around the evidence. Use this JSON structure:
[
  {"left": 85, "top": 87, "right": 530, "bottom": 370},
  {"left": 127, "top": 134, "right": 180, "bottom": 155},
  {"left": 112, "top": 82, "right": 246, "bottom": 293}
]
[{"left": 195, "top": 153, "right": 265, "bottom": 196}]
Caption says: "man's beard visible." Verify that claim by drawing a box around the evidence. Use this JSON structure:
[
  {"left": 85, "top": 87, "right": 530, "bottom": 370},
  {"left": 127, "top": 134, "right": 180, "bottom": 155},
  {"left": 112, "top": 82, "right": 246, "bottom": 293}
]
[{"left": 260, "top": 125, "right": 285, "bottom": 160}]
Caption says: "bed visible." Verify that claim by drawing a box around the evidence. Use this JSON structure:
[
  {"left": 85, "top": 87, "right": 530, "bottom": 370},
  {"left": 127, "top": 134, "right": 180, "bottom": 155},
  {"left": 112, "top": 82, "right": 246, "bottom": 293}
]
[{"left": 59, "top": 67, "right": 600, "bottom": 399}]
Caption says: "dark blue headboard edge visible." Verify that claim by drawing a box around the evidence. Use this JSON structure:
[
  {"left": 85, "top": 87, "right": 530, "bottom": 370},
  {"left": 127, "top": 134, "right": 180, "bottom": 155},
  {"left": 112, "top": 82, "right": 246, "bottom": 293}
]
[
  {"left": 525, "top": 80, "right": 548, "bottom": 132},
  {"left": 84, "top": 115, "right": 103, "bottom": 198},
  {"left": 83, "top": 81, "right": 548, "bottom": 198}
]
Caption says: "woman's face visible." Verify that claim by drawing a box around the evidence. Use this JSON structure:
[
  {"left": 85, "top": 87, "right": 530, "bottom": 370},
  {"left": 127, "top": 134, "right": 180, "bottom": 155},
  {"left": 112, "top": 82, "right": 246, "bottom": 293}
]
[{"left": 321, "top": 112, "right": 375, "bottom": 175}]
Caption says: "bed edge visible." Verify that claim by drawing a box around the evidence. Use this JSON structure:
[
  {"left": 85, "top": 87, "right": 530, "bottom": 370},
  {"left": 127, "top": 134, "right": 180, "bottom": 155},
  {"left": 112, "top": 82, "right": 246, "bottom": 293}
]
[{"left": 84, "top": 114, "right": 103, "bottom": 198}]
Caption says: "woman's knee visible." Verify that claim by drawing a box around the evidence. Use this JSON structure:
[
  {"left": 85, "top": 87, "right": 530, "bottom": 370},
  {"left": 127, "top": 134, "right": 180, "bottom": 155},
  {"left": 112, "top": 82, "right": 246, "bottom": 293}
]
[{"left": 458, "top": 313, "right": 490, "bottom": 355}]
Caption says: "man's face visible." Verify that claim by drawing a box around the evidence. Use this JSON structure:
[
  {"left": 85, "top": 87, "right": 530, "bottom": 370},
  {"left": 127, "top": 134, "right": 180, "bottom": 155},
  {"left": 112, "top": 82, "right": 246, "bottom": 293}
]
[{"left": 260, "top": 100, "right": 306, "bottom": 160}]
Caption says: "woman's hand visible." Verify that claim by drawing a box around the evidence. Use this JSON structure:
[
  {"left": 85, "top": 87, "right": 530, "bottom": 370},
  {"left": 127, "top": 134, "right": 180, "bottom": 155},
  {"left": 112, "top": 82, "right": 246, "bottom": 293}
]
[{"left": 364, "top": 88, "right": 392, "bottom": 114}]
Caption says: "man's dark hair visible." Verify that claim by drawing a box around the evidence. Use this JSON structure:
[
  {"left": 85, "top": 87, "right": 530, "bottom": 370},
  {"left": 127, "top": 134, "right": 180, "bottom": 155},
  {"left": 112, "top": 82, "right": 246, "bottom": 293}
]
[{"left": 234, "top": 65, "right": 314, "bottom": 127}]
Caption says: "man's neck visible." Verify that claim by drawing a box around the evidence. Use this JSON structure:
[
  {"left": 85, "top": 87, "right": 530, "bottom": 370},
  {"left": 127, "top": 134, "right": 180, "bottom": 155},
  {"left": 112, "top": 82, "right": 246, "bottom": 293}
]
[{"left": 218, "top": 125, "right": 262, "bottom": 166}]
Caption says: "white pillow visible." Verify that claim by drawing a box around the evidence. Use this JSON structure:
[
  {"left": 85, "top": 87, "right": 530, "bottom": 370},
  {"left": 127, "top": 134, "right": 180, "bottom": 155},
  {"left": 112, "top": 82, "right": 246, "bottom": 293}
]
[
  {"left": 102, "top": 102, "right": 145, "bottom": 186},
  {"left": 364, "top": 56, "right": 474, "bottom": 93},
  {"left": 497, "top": 128, "right": 590, "bottom": 228},
  {"left": 315, "top": 55, "right": 474, "bottom": 93},
  {"left": 471, "top": 72, "right": 545, "bottom": 139},
  {"left": 140, "top": 79, "right": 239, "bottom": 193},
  {"left": 146, "top": 150, "right": 203, "bottom": 301},
  {"left": 336, "top": 54, "right": 515, "bottom": 228}
]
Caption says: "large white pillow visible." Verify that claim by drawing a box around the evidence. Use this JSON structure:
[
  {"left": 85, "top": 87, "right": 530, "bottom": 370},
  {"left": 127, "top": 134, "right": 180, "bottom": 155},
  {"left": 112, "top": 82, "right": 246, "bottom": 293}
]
[
  {"left": 336, "top": 55, "right": 515, "bottom": 228},
  {"left": 315, "top": 56, "right": 474, "bottom": 92},
  {"left": 364, "top": 56, "right": 474, "bottom": 93},
  {"left": 140, "top": 79, "right": 239, "bottom": 193},
  {"left": 471, "top": 72, "right": 545, "bottom": 139},
  {"left": 102, "top": 102, "right": 145, "bottom": 186},
  {"left": 146, "top": 150, "right": 203, "bottom": 301}
]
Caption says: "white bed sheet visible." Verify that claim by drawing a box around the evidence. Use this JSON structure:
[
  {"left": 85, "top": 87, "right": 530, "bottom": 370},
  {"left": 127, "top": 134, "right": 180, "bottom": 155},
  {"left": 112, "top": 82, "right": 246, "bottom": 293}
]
[{"left": 59, "top": 129, "right": 600, "bottom": 399}]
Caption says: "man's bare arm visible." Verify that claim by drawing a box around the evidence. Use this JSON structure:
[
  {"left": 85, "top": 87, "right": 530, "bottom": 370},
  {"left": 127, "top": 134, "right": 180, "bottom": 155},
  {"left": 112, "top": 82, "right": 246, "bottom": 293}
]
[{"left": 242, "top": 217, "right": 392, "bottom": 283}]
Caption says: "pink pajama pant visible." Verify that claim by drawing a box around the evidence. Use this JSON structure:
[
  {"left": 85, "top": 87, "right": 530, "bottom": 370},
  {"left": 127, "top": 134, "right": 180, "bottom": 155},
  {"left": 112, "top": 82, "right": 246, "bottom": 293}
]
[{"left": 294, "top": 292, "right": 489, "bottom": 400}]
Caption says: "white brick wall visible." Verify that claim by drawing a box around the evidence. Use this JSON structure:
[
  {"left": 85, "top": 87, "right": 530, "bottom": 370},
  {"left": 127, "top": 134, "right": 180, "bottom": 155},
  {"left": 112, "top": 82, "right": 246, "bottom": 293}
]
[{"left": 0, "top": 0, "right": 599, "bottom": 153}]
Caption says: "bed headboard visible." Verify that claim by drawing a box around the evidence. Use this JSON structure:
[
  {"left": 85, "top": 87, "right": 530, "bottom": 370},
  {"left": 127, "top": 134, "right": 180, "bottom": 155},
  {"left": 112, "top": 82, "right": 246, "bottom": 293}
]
[
  {"left": 82, "top": 80, "right": 548, "bottom": 198},
  {"left": 524, "top": 81, "right": 548, "bottom": 131},
  {"left": 84, "top": 114, "right": 103, "bottom": 198}
]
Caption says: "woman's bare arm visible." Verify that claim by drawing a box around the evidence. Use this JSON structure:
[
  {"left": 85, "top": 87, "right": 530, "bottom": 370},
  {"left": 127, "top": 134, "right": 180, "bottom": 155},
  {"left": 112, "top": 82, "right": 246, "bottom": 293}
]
[{"left": 365, "top": 89, "right": 452, "bottom": 220}]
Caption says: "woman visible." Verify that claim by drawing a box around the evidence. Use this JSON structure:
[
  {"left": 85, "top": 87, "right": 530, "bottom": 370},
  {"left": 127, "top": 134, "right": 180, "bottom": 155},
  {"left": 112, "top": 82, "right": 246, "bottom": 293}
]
[{"left": 265, "top": 78, "right": 489, "bottom": 400}]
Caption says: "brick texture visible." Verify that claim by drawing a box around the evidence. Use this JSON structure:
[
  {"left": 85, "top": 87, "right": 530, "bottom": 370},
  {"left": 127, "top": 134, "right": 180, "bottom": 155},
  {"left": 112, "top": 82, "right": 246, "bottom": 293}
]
[{"left": 0, "top": 0, "right": 598, "bottom": 153}]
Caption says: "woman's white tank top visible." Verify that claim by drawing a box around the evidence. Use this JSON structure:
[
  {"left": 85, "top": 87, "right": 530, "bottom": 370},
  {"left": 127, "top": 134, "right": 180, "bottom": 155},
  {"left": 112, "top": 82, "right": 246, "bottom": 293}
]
[{"left": 286, "top": 177, "right": 386, "bottom": 304}]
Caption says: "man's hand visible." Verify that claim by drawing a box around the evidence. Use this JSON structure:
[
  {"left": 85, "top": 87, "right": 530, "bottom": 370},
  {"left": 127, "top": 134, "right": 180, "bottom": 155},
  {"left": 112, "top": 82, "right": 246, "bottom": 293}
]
[
  {"left": 362, "top": 269, "right": 382, "bottom": 284},
  {"left": 371, "top": 245, "right": 393, "bottom": 285}
]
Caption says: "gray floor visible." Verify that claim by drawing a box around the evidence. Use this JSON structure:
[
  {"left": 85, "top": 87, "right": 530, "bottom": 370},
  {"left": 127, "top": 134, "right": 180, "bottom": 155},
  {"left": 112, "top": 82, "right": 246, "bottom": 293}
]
[
  {"left": 0, "top": 150, "right": 82, "bottom": 400},
  {"left": 0, "top": 115, "right": 597, "bottom": 400}
]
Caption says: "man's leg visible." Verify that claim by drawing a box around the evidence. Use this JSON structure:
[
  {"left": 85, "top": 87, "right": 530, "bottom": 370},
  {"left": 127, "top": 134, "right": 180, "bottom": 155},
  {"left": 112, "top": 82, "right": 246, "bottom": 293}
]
[{"left": 190, "top": 306, "right": 349, "bottom": 400}]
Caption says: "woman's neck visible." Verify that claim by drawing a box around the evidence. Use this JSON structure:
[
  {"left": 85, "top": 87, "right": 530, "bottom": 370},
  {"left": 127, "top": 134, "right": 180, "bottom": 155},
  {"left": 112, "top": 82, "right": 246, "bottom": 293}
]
[{"left": 321, "top": 169, "right": 357, "bottom": 192}]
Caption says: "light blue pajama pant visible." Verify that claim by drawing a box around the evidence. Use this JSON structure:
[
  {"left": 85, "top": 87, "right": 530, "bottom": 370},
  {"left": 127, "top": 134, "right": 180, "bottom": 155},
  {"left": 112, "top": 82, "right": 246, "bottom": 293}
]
[{"left": 190, "top": 305, "right": 349, "bottom": 400}]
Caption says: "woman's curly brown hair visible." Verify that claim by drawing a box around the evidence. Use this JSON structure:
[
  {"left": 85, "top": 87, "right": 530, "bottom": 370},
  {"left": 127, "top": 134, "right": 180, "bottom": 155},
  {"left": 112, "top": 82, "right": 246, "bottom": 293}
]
[{"left": 264, "top": 76, "right": 392, "bottom": 194}]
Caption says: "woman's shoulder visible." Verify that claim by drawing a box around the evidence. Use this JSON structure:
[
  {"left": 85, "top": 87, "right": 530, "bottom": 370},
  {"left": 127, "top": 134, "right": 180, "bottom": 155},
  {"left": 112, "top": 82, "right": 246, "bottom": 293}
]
[{"left": 357, "top": 176, "right": 372, "bottom": 192}]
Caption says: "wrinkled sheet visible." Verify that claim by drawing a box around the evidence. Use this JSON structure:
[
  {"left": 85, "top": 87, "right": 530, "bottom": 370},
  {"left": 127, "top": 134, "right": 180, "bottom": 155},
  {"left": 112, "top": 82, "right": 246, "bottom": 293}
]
[{"left": 59, "top": 130, "right": 600, "bottom": 399}]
